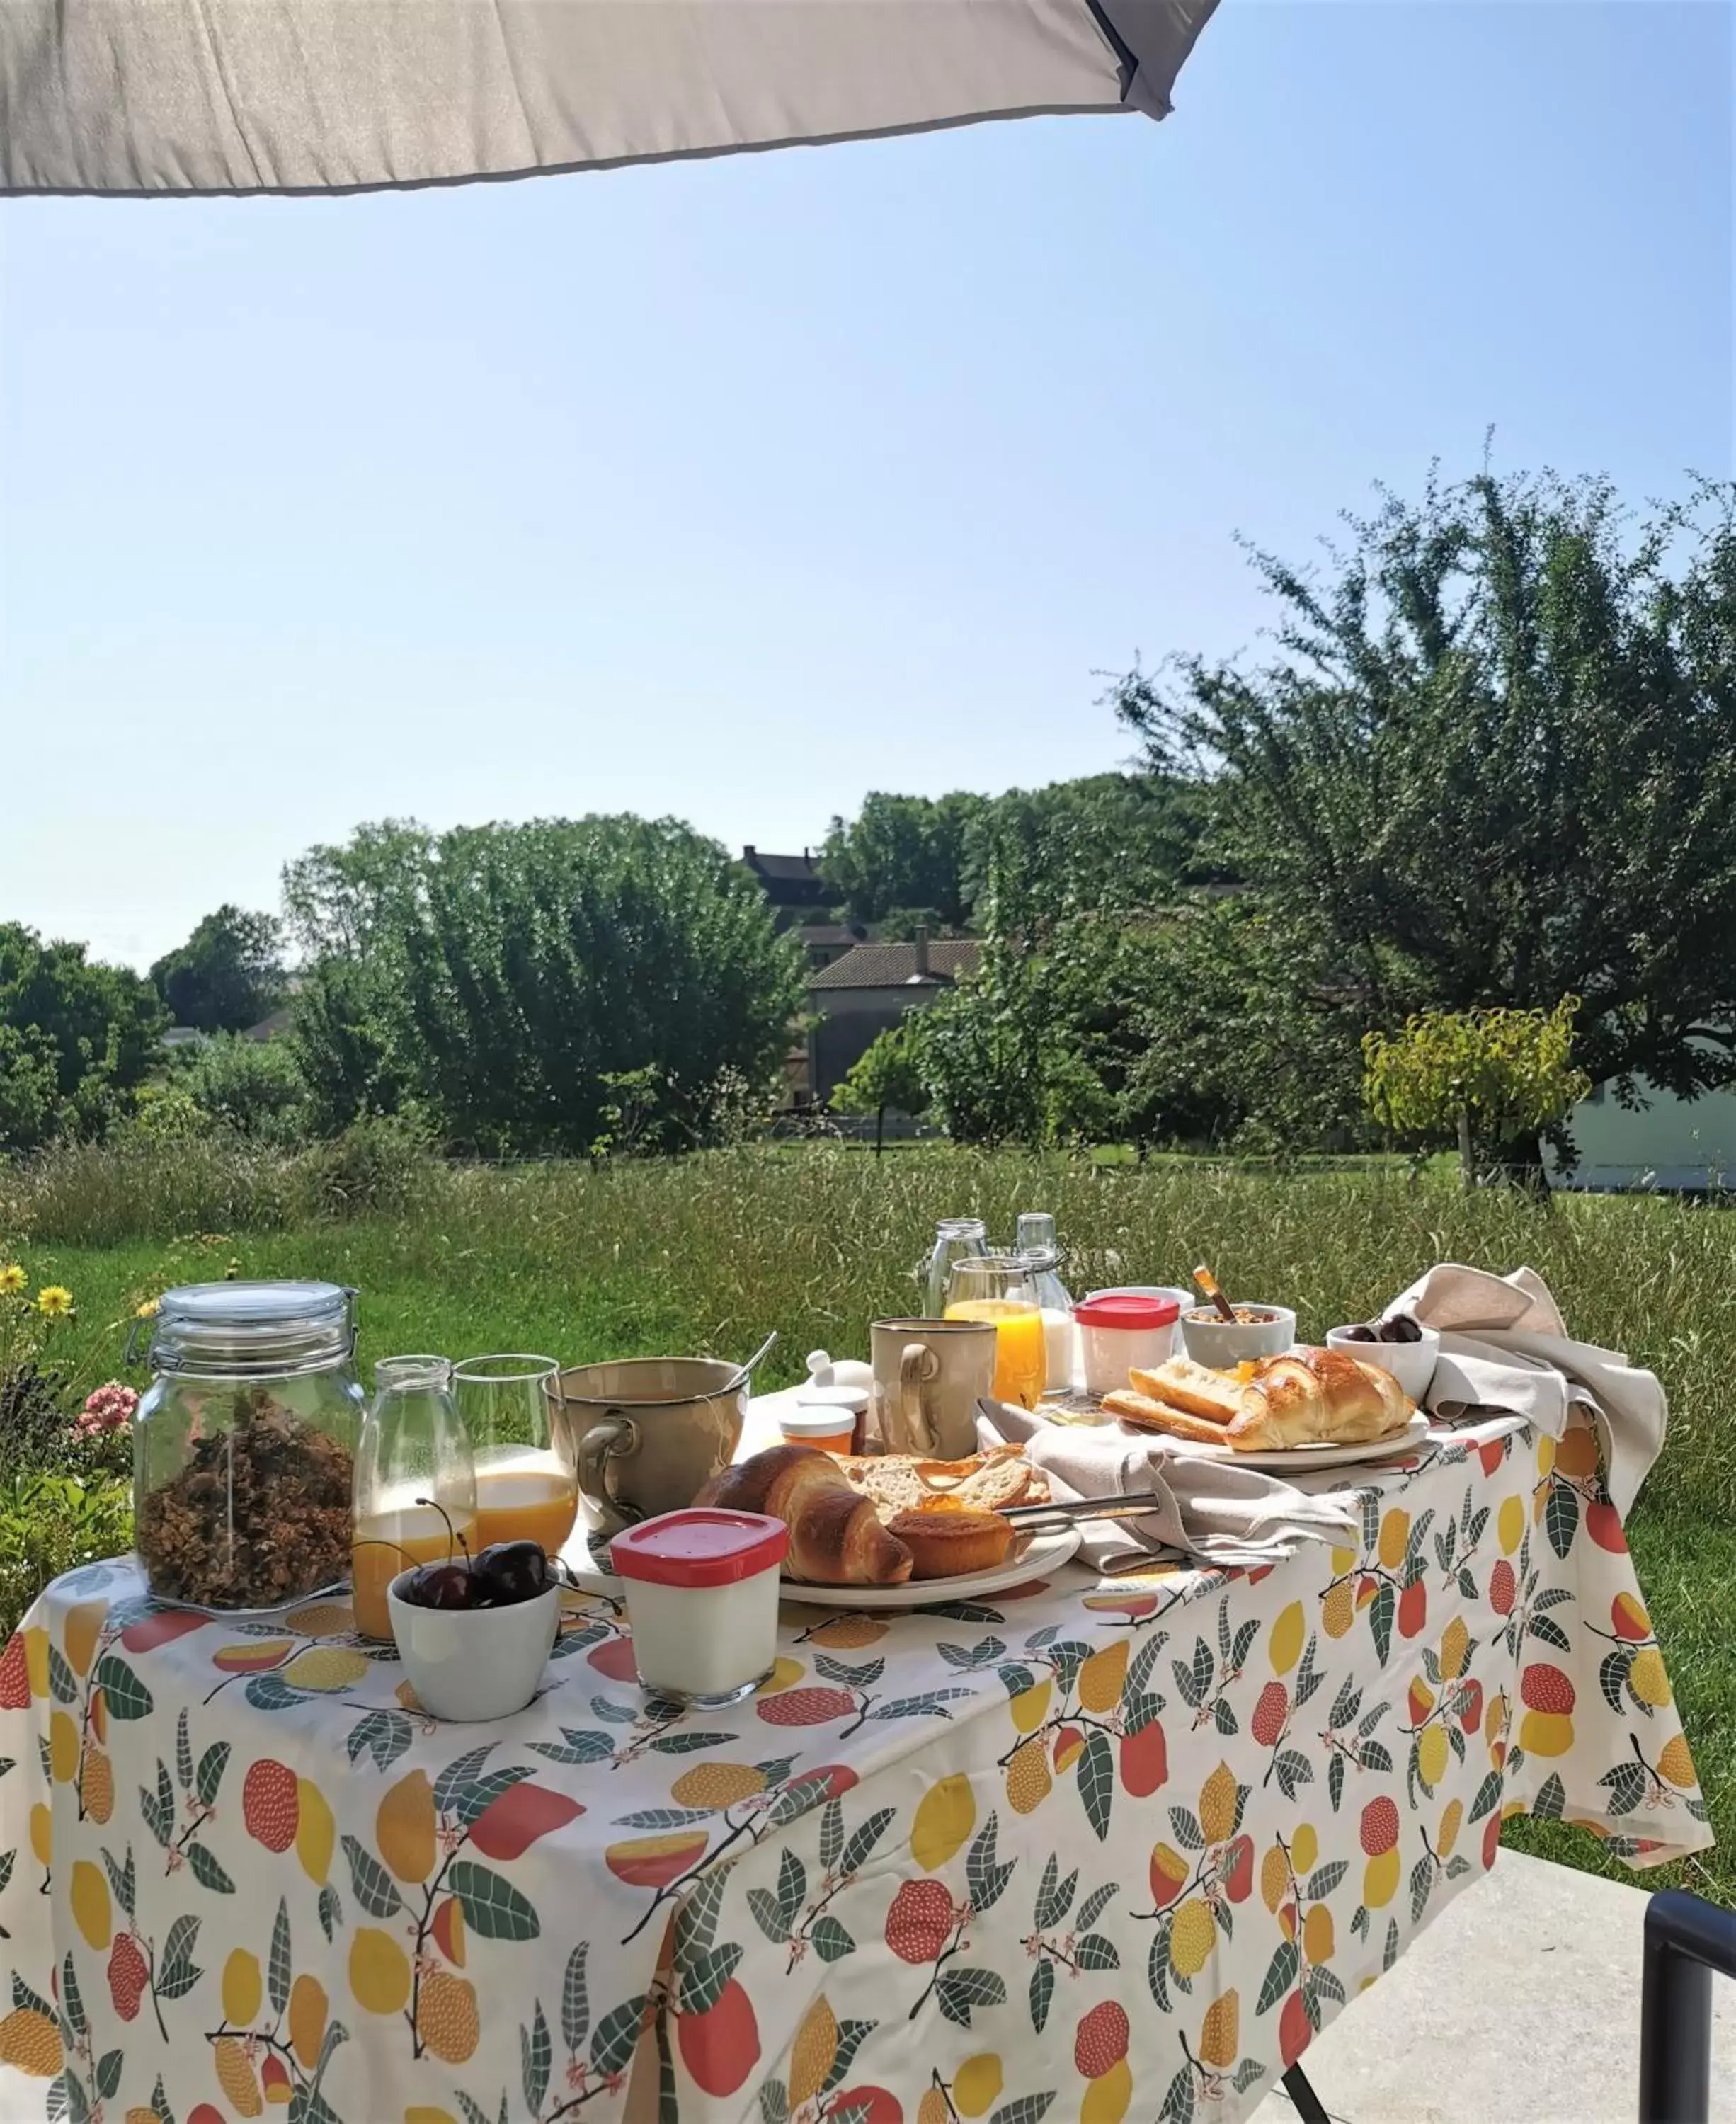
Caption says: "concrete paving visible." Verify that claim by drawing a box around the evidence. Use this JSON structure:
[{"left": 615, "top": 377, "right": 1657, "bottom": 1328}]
[{"left": 1247, "top": 1851, "right": 1736, "bottom": 2123}]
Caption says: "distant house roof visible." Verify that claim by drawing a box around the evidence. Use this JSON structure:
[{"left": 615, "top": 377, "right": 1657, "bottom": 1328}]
[
  {"left": 809, "top": 939, "right": 981, "bottom": 991},
  {"left": 161, "top": 1026, "right": 205, "bottom": 1049},
  {"left": 798, "top": 923, "right": 872, "bottom": 949},
  {"left": 241, "top": 1006, "right": 295, "bottom": 1042}
]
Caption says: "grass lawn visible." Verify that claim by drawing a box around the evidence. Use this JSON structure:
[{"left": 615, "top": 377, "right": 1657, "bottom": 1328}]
[{"left": 4, "top": 1142, "right": 1731, "bottom": 1904}]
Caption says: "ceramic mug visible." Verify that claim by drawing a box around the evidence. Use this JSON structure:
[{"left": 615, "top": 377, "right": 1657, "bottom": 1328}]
[
  {"left": 869, "top": 1318, "right": 998, "bottom": 1458},
  {"left": 554, "top": 1357, "right": 746, "bottom": 1538}
]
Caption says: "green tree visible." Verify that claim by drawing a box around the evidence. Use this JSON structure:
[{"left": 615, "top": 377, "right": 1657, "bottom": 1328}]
[
  {"left": 831, "top": 1018, "right": 930, "bottom": 1150},
  {"left": 1363, "top": 998, "right": 1590, "bottom": 1189},
  {"left": 150, "top": 905, "right": 286, "bottom": 1032},
  {"left": 819, "top": 793, "right": 986, "bottom": 927},
  {"left": 0, "top": 925, "right": 166, "bottom": 1148},
  {"left": 962, "top": 772, "right": 1226, "bottom": 925},
  {"left": 286, "top": 816, "right": 804, "bottom": 1155},
  {"left": 1112, "top": 463, "right": 1736, "bottom": 1167},
  {"left": 172, "top": 1032, "right": 312, "bottom": 1143}
]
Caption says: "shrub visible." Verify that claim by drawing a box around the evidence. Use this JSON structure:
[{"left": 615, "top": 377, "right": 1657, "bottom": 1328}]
[{"left": 0, "top": 1473, "right": 134, "bottom": 1638}]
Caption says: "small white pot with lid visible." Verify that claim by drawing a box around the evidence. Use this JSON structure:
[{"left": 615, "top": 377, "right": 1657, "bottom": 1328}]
[{"left": 610, "top": 1509, "right": 789, "bottom": 1706}]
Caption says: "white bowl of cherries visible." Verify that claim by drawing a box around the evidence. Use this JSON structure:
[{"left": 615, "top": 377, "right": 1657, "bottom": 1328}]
[
  {"left": 1326, "top": 1313, "right": 1440, "bottom": 1403},
  {"left": 387, "top": 1507, "right": 565, "bottom": 1723}
]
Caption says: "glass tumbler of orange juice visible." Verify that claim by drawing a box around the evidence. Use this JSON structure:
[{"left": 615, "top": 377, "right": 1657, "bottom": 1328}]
[
  {"left": 453, "top": 1354, "right": 577, "bottom": 1558},
  {"left": 944, "top": 1255, "right": 1046, "bottom": 1410},
  {"left": 352, "top": 1355, "right": 477, "bottom": 1640}
]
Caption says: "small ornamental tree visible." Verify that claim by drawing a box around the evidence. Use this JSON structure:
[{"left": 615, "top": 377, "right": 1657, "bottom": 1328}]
[
  {"left": 831, "top": 1019, "right": 930, "bottom": 1152},
  {"left": 1361, "top": 997, "right": 1589, "bottom": 1190}
]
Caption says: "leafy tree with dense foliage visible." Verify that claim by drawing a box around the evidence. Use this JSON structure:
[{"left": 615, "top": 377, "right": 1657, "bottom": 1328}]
[
  {"left": 831, "top": 1019, "right": 930, "bottom": 1148},
  {"left": 1364, "top": 998, "right": 1589, "bottom": 1189},
  {"left": 171, "top": 1032, "right": 313, "bottom": 1144},
  {"left": 284, "top": 817, "right": 803, "bottom": 1156},
  {"left": 1112, "top": 464, "right": 1736, "bottom": 1165},
  {"left": 0, "top": 925, "right": 166, "bottom": 1150},
  {"left": 961, "top": 772, "right": 1227, "bottom": 924},
  {"left": 820, "top": 792, "right": 986, "bottom": 929},
  {"left": 149, "top": 905, "right": 286, "bottom": 1032}
]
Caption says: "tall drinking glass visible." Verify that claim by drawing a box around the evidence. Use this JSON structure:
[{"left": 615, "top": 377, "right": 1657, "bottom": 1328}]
[
  {"left": 452, "top": 1354, "right": 577, "bottom": 1557},
  {"left": 352, "top": 1356, "right": 476, "bottom": 1640},
  {"left": 924, "top": 1218, "right": 988, "bottom": 1319},
  {"left": 944, "top": 1255, "right": 1044, "bottom": 1410}
]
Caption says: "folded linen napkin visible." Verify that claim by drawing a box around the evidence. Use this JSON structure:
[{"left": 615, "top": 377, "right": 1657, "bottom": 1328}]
[
  {"left": 1388, "top": 1262, "right": 1664, "bottom": 1517},
  {"left": 978, "top": 1400, "right": 1358, "bottom": 1569}
]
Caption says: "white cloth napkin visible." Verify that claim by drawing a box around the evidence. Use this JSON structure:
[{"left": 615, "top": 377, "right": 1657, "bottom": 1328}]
[
  {"left": 1388, "top": 1263, "right": 1665, "bottom": 1517},
  {"left": 978, "top": 1401, "right": 1357, "bottom": 1569}
]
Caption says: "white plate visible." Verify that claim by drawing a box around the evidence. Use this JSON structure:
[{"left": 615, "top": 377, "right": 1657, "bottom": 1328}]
[
  {"left": 567, "top": 1525, "right": 1083, "bottom": 1610},
  {"left": 1121, "top": 1409, "right": 1431, "bottom": 1471}
]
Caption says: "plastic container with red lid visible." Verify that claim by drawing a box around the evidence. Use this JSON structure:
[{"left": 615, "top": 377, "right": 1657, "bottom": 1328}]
[
  {"left": 609, "top": 1509, "right": 788, "bottom": 1704},
  {"left": 1075, "top": 1292, "right": 1181, "bottom": 1395}
]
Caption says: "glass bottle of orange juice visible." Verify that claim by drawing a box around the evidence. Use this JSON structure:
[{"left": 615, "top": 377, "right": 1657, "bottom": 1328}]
[
  {"left": 351, "top": 1355, "right": 477, "bottom": 1640},
  {"left": 453, "top": 1354, "right": 577, "bottom": 1556},
  {"left": 944, "top": 1254, "right": 1046, "bottom": 1410}
]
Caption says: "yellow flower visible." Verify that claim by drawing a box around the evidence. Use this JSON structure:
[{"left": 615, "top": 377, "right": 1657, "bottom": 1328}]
[
  {"left": 134, "top": 1298, "right": 159, "bottom": 1320},
  {"left": 35, "top": 1286, "right": 74, "bottom": 1318},
  {"left": 0, "top": 1264, "right": 24, "bottom": 1294}
]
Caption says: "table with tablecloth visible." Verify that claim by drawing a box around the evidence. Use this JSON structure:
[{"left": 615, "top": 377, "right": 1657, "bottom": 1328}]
[{"left": 0, "top": 1410, "right": 1709, "bottom": 2124}]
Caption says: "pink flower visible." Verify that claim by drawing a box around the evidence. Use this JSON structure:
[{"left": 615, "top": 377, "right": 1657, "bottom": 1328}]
[{"left": 75, "top": 1381, "right": 138, "bottom": 1437}]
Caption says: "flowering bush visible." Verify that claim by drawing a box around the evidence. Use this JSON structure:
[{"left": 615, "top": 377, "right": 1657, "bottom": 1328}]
[
  {"left": 74, "top": 1381, "right": 137, "bottom": 1439},
  {"left": 0, "top": 1260, "right": 79, "bottom": 1468}
]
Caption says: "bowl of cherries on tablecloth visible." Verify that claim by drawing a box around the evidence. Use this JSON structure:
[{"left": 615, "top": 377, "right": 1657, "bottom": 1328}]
[
  {"left": 387, "top": 1506, "right": 573, "bottom": 1721},
  {"left": 1325, "top": 1309, "right": 1440, "bottom": 1402}
]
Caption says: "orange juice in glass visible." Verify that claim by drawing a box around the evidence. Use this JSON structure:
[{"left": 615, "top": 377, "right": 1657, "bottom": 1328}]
[
  {"left": 353, "top": 1496, "right": 476, "bottom": 1640},
  {"left": 453, "top": 1356, "right": 576, "bottom": 1557},
  {"left": 944, "top": 1255, "right": 1045, "bottom": 1410}
]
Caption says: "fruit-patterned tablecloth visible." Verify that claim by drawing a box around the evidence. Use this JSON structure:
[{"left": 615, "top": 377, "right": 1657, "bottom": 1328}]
[{"left": 0, "top": 1415, "right": 1710, "bottom": 2124}]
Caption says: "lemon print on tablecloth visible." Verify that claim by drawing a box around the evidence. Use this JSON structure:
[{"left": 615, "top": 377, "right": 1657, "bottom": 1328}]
[
  {"left": 1630, "top": 1648, "right": 1672, "bottom": 1708},
  {"left": 670, "top": 1761, "right": 766, "bottom": 1810},
  {"left": 1198, "top": 1762, "right": 1237, "bottom": 1845},
  {"left": 416, "top": 1969, "right": 480, "bottom": 2063},
  {"left": 1005, "top": 1739, "right": 1051, "bottom": 1815},
  {"left": 23, "top": 1628, "right": 50, "bottom": 1699},
  {"left": 0, "top": 2006, "right": 62, "bottom": 2077},
  {"left": 1080, "top": 2059, "right": 1132, "bottom": 2124},
  {"left": 377, "top": 1768, "right": 437, "bottom": 1883},
  {"left": 290, "top": 1975, "right": 329, "bottom": 2070},
  {"left": 789, "top": 1996, "right": 839, "bottom": 2108},
  {"left": 350, "top": 1929, "right": 412, "bottom": 2016},
  {"left": 1302, "top": 1904, "right": 1335, "bottom": 1966},
  {"left": 952, "top": 2054, "right": 1001, "bottom": 2118},
  {"left": 223, "top": 1948, "right": 263, "bottom": 2026},
  {"left": 295, "top": 1778, "right": 336, "bottom": 1884},
  {"left": 282, "top": 1645, "right": 370, "bottom": 1692},
  {"left": 49, "top": 1709, "right": 80, "bottom": 1783},
  {"left": 1269, "top": 1602, "right": 1306, "bottom": 1676},
  {"left": 81, "top": 1746, "right": 115, "bottom": 1825},
  {"left": 1170, "top": 1898, "right": 1216, "bottom": 1978},
  {"left": 1077, "top": 1640, "right": 1128, "bottom": 1713},
  {"left": 70, "top": 1861, "right": 111, "bottom": 1950},
  {"left": 1198, "top": 1989, "right": 1240, "bottom": 2070},
  {"left": 62, "top": 1601, "right": 106, "bottom": 1679},
  {"left": 215, "top": 2032, "right": 263, "bottom": 2116},
  {"left": 1497, "top": 1495, "right": 1525, "bottom": 1555},
  {"left": 1008, "top": 1678, "right": 1051, "bottom": 1734},
  {"left": 910, "top": 1774, "right": 975, "bottom": 1870}
]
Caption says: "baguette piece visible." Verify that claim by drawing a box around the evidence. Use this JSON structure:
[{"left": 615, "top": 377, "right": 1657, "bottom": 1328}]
[
  {"left": 1129, "top": 1357, "right": 1243, "bottom": 1424},
  {"left": 1114, "top": 1347, "right": 1412, "bottom": 1452},
  {"left": 1102, "top": 1389, "right": 1238, "bottom": 1446},
  {"left": 697, "top": 1445, "right": 913, "bottom": 1585}
]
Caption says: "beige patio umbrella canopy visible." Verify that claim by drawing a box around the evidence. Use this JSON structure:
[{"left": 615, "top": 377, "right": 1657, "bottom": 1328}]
[{"left": 0, "top": 0, "right": 1218, "bottom": 197}]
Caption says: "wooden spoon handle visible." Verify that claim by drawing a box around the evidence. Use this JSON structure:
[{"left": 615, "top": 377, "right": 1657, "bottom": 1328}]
[{"left": 1193, "top": 1264, "right": 1238, "bottom": 1323}]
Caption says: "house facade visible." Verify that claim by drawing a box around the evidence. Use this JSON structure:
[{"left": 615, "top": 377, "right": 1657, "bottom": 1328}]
[{"left": 805, "top": 935, "right": 981, "bottom": 1102}]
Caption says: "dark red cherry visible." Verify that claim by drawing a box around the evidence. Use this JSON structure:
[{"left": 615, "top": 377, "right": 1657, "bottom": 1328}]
[
  {"left": 472, "top": 1541, "right": 552, "bottom": 1607},
  {"left": 406, "top": 1561, "right": 476, "bottom": 1610}
]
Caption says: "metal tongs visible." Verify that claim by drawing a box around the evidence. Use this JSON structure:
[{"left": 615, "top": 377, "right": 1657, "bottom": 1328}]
[{"left": 998, "top": 1489, "right": 1167, "bottom": 1532}]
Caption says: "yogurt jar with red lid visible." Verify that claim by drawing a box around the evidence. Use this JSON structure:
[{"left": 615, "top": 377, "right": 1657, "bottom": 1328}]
[
  {"left": 1075, "top": 1293, "right": 1181, "bottom": 1396},
  {"left": 609, "top": 1509, "right": 789, "bottom": 1705}
]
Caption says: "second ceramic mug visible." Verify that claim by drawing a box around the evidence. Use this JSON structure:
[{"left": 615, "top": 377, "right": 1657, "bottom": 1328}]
[
  {"left": 869, "top": 1318, "right": 998, "bottom": 1458},
  {"left": 553, "top": 1357, "right": 746, "bottom": 1539}
]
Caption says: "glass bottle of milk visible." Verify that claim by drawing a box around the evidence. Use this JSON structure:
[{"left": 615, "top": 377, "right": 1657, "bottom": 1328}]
[{"left": 1015, "top": 1211, "right": 1076, "bottom": 1395}]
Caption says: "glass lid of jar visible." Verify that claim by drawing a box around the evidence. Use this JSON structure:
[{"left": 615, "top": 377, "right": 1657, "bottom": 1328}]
[{"left": 148, "top": 1279, "right": 358, "bottom": 1376}]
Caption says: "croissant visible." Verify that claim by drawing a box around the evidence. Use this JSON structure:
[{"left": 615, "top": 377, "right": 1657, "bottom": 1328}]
[
  {"left": 1114, "top": 1347, "right": 1412, "bottom": 1452},
  {"left": 696, "top": 1445, "right": 914, "bottom": 1585}
]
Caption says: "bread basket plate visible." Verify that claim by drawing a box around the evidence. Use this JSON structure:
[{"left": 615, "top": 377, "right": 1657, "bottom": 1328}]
[
  {"left": 1118, "top": 1409, "right": 1429, "bottom": 1471},
  {"left": 564, "top": 1524, "right": 1082, "bottom": 1609}
]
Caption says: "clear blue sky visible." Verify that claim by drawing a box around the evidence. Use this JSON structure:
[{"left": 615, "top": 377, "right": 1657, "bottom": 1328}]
[{"left": 1, "top": 1, "right": 1730, "bottom": 971}]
